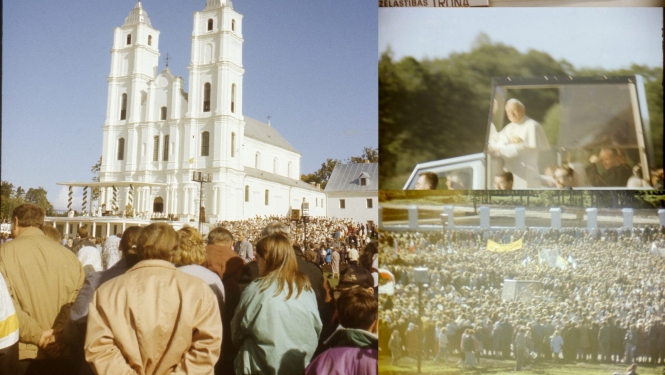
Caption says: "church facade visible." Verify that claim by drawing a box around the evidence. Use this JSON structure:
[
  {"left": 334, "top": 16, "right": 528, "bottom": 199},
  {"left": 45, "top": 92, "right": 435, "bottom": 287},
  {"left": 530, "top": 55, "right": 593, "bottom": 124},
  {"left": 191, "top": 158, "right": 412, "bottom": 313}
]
[{"left": 98, "top": 0, "right": 326, "bottom": 221}]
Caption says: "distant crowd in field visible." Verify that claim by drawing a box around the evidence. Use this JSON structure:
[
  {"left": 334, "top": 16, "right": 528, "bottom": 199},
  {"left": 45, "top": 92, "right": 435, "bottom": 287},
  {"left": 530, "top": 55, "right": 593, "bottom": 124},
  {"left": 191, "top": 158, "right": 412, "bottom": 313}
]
[{"left": 379, "top": 225, "right": 665, "bottom": 372}]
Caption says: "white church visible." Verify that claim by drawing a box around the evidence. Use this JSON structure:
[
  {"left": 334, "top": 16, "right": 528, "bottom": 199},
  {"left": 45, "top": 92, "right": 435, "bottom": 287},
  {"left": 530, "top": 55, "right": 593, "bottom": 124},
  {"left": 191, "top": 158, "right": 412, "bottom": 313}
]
[{"left": 91, "top": 0, "right": 326, "bottom": 222}]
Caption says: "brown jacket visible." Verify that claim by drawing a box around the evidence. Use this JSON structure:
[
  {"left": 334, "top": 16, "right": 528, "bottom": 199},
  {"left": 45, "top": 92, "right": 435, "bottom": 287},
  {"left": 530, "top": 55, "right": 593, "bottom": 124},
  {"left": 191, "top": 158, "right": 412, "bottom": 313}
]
[
  {"left": 0, "top": 227, "right": 85, "bottom": 360},
  {"left": 205, "top": 244, "right": 244, "bottom": 374},
  {"left": 85, "top": 259, "right": 222, "bottom": 375}
]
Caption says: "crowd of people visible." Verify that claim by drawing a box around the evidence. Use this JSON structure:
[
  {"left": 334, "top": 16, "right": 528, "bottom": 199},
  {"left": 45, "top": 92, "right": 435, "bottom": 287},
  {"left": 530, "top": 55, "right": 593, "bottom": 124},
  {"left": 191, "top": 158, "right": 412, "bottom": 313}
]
[
  {"left": 0, "top": 203, "right": 379, "bottom": 374},
  {"left": 379, "top": 225, "right": 665, "bottom": 372}
]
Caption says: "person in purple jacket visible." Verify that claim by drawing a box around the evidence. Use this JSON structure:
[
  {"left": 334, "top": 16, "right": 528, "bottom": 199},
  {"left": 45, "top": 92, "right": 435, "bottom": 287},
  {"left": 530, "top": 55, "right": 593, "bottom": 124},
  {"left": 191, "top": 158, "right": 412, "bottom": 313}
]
[{"left": 305, "top": 287, "right": 378, "bottom": 375}]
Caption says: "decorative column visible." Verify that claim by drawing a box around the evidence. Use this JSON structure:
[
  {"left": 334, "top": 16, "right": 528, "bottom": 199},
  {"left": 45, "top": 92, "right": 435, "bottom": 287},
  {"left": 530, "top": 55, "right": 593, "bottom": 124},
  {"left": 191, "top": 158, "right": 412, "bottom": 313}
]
[
  {"left": 550, "top": 207, "right": 562, "bottom": 229},
  {"left": 479, "top": 206, "right": 490, "bottom": 229},
  {"left": 68, "top": 186, "right": 73, "bottom": 214},
  {"left": 128, "top": 184, "right": 134, "bottom": 218},
  {"left": 112, "top": 186, "right": 118, "bottom": 212},
  {"left": 165, "top": 188, "right": 171, "bottom": 214},
  {"left": 213, "top": 186, "right": 219, "bottom": 215},
  {"left": 183, "top": 188, "right": 189, "bottom": 215},
  {"left": 586, "top": 207, "right": 598, "bottom": 230},
  {"left": 659, "top": 209, "right": 665, "bottom": 227},
  {"left": 622, "top": 208, "right": 634, "bottom": 229},
  {"left": 408, "top": 205, "right": 419, "bottom": 230},
  {"left": 82, "top": 186, "right": 88, "bottom": 215}
]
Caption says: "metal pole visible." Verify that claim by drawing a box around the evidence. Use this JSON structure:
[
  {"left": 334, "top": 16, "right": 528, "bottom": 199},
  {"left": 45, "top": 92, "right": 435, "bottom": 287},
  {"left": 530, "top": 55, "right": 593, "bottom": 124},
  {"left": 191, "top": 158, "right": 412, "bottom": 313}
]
[
  {"left": 304, "top": 217, "right": 307, "bottom": 250},
  {"left": 418, "top": 283, "right": 422, "bottom": 374},
  {"left": 199, "top": 180, "right": 203, "bottom": 233}
]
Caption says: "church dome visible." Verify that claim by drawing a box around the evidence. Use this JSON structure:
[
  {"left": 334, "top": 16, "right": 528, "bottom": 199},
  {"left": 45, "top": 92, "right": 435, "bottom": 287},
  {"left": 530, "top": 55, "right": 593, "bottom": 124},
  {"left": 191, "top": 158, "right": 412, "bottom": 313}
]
[{"left": 123, "top": 1, "right": 152, "bottom": 27}]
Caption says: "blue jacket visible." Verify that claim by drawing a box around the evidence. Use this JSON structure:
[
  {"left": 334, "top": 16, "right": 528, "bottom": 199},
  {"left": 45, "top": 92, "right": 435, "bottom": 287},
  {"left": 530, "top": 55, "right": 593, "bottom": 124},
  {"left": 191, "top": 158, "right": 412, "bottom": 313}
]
[{"left": 232, "top": 277, "right": 322, "bottom": 375}]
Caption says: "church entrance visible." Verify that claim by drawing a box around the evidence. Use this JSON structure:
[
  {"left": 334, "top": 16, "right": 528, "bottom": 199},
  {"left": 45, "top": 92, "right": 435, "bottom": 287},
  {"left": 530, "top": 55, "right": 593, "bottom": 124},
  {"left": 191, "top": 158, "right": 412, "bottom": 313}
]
[{"left": 153, "top": 197, "right": 164, "bottom": 213}]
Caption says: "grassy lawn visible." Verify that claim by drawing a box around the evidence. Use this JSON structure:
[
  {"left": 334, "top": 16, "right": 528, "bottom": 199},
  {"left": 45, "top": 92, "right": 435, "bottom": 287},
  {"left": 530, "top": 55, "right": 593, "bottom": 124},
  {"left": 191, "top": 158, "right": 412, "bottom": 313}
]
[
  {"left": 379, "top": 353, "right": 665, "bottom": 375},
  {"left": 323, "top": 271, "right": 339, "bottom": 288}
]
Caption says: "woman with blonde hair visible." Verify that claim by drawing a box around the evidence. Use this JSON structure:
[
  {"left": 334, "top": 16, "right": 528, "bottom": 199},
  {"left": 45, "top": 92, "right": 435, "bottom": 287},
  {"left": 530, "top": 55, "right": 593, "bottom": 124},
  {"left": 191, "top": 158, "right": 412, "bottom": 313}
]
[
  {"left": 175, "top": 226, "right": 225, "bottom": 314},
  {"left": 232, "top": 233, "right": 322, "bottom": 375}
]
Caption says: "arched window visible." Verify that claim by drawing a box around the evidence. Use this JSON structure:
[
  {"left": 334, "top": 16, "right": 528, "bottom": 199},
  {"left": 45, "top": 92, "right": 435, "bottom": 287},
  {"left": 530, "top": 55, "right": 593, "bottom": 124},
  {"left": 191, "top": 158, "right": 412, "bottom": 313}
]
[
  {"left": 163, "top": 135, "right": 169, "bottom": 161},
  {"left": 148, "top": 35, "right": 152, "bottom": 46},
  {"left": 117, "top": 138, "right": 125, "bottom": 160},
  {"left": 203, "top": 83, "right": 211, "bottom": 112},
  {"left": 244, "top": 185, "right": 249, "bottom": 202},
  {"left": 153, "top": 136, "right": 159, "bottom": 161},
  {"left": 265, "top": 190, "right": 269, "bottom": 206},
  {"left": 120, "top": 93, "right": 127, "bottom": 120},
  {"left": 201, "top": 131, "right": 210, "bottom": 156},
  {"left": 126, "top": 34, "right": 132, "bottom": 45},
  {"left": 231, "top": 132, "right": 236, "bottom": 157},
  {"left": 231, "top": 84, "right": 236, "bottom": 113},
  {"left": 160, "top": 106, "right": 167, "bottom": 120},
  {"left": 207, "top": 19, "right": 213, "bottom": 31},
  {"left": 255, "top": 152, "right": 260, "bottom": 169},
  {"left": 273, "top": 158, "right": 277, "bottom": 173},
  {"left": 232, "top": 19, "right": 235, "bottom": 31}
]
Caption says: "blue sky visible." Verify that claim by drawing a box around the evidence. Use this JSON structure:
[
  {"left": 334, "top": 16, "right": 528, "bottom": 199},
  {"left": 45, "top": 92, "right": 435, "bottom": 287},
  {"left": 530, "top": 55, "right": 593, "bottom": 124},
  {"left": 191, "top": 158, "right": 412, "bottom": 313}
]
[
  {"left": 379, "top": 7, "right": 663, "bottom": 71},
  {"left": 2, "top": 0, "right": 378, "bottom": 210}
]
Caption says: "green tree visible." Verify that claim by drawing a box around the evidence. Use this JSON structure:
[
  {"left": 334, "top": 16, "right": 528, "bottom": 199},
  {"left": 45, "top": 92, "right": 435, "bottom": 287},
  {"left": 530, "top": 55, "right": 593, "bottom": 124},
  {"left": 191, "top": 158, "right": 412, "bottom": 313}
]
[
  {"left": 25, "top": 187, "right": 54, "bottom": 216},
  {"left": 348, "top": 147, "right": 378, "bottom": 163},
  {"left": 301, "top": 158, "right": 340, "bottom": 190}
]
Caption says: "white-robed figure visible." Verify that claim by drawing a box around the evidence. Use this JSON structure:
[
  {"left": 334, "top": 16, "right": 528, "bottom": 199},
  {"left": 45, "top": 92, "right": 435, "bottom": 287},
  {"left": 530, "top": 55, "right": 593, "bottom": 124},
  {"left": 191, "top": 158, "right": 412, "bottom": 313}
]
[{"left": 489, "top": 99, "right": 550, "bottom": 188}]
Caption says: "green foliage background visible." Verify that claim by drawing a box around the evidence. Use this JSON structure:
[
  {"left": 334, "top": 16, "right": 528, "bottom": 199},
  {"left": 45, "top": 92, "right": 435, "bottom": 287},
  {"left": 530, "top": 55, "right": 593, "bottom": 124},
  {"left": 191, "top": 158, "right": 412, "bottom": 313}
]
[{"left": 379, "top": 34, "right": 664, "bottom": 189}]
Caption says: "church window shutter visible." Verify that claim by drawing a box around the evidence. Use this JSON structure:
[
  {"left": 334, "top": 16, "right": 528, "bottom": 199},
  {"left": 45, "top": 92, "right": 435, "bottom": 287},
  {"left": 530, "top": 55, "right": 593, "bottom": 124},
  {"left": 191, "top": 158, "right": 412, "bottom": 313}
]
[
  {"left": 120, "top": 93, "right": 127, "bottom": 120},
  {"left": 153, "top": 136, "right": 159, "bottom": 161},
  {"left": 163, "top": 135, "right": 169, "bottom": 161},
  {"left": 203, "top": 83, "right": 211, "bottom": 112},
  {"left": 117, "top": 138, "right": 125, "bottom": 160},
  {"left": 201, "top": 131, "right": 210, "bottom": 156}
]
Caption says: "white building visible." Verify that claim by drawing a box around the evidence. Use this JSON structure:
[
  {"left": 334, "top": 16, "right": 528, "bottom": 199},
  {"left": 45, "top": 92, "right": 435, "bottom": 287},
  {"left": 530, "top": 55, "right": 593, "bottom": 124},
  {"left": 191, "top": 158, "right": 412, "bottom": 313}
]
[
  {"left": 324, "top": 162, "right": 378, "bottom": 224},
  {"left": 97, "top": 0, "right": 325, "bottom": 221}
]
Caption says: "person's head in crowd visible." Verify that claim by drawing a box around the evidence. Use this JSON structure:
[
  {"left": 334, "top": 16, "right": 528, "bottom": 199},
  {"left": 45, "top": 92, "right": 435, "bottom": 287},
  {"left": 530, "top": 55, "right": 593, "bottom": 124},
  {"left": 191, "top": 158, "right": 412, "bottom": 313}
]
[
  {"left": 119, "top": 225, "right": 142, "bottom": 268},
  {"left": 336, "top": 287, "right": 378, "bottom": 333},
  {"left": 207, "top": 226, "right": 233, "bottom": 246},
  {"left": 136, "top": 222, "right": 178, "bottom": 262},
  {"left": 78, "top": 225, "right": 89, "bottom": 239},
  {"left": 554, "top": 165, "right": 574, "bottom": 189},
  {"left": 260, "top": 221, "right": 291, "bottom": 241},
  {"left": 505, "top": 98, "right": 526, "bottom": 123},
  {"left": 255, "top": 233, "right": 310, "bottom": 299},
  {"left": 335, "top": 262, "right": 374, "bottom": 299},
  {"left": 11, "top": 203, "right": 44, "bottom": 238},
  {"left": 174, "top": 226, "right": 207, "bottom": 267},
  {"left": 304, "top": 250, "right": 318, "bottom": 264},
  {"left": 41, "top": 225, "right": 62, "bottom": 243},
  {"left": 415, "top": 172, "right": 438, "bottom": 190},
  {"left": 446, "top": 172, "right": 469, "bottom": 190},
  {"left": 494, "top": 171, "right": 513, "bottom": 190},
  {"left": 598, "top": 148, "right": 622, "bottom": 170},
  {"left": 237, "top": 231, "right": 245, "bottom": 242}
]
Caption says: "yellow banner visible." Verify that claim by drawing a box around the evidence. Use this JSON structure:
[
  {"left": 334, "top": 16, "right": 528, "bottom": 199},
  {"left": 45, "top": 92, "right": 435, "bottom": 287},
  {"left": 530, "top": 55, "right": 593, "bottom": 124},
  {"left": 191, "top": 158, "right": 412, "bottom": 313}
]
[{"left": 487, "top": 238, "right": 523, "bottom": 253}]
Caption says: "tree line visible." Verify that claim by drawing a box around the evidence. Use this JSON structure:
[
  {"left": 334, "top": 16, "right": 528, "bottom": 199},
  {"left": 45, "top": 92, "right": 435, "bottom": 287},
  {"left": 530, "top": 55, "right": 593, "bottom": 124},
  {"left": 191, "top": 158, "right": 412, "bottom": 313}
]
[{"left": 1, "top": 181, "right": 54, "bottom": 220}]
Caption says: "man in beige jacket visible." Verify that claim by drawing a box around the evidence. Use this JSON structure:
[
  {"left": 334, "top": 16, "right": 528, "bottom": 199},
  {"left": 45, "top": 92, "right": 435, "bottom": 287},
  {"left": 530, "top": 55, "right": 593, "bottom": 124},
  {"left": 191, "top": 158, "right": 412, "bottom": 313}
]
[
  {"left": 0, "top": 203, "right": 85, "bottom": 374},
  {"left": 85, "top": 223, "right": 222, "bottom": 375}
]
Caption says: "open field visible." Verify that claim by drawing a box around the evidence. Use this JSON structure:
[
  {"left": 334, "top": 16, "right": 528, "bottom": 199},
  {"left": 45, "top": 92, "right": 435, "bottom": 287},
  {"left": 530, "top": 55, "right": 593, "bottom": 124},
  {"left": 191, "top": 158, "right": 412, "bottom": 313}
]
[{"left": 379, "top": 354, "right": 665, "bottom": 375}]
